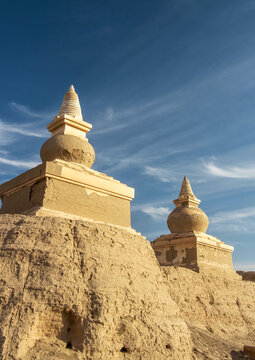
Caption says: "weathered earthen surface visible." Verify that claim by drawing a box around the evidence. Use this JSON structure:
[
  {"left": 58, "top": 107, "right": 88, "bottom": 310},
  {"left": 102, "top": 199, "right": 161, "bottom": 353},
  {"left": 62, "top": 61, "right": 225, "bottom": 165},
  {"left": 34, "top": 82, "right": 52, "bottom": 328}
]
[
  {"left": 190, "top": 326, "right": 250, "bottom": 360},
  {"left": 168, "top": 206, "right": 209, "bottom": 234},
  {"left": 152, "top": 232, "right": 235, "bottom": 277},
  {"left": 0, "top": 161, "right": 134, "bottom": 227},
  {"left": 0, "top": 177, "right": 132, "bottom": 227},
  {"left": 39, "top": 177, "right": 132, "bottom": 227},
  {"left": 162, "top": 266, "right": 255, "bottom": 359},
  {"left": 163, "top": 266, "right": 255, "bottom": 344},
  {"left": 0, "top": 214, "right": 192, "bottom": 360},
  {"left": 40, "top": 134, "right": 95, "bottom": 167}
]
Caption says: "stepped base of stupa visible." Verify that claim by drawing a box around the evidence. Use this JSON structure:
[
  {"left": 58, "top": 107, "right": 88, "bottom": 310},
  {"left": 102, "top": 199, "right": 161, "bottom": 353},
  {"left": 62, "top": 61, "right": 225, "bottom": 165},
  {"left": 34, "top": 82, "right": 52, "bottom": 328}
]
[
  {"left": 151, "top": 231, "right": 239, "bottom": 278},
  {"left": 0, "top": 159, "right": 134, "bottom": 228}
]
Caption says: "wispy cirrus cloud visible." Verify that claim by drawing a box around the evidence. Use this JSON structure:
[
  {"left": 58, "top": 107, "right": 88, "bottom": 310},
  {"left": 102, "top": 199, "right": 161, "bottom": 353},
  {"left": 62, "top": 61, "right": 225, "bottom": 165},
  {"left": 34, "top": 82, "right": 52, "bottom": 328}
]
[
  {"left": 0, "top": 102, "right": 49, "bottom": 154},
  {"left": 211, "top": 207, "right": 255, "bottom": 224},
  {"left": 209, "top": 206, "right": 255, "bottom": 234},
  {"left": 204, "top": 161, "right": 255, "bottom": 179},
  {"left": 0, "top": 157, "right": 40, "bottom": 169},
  {"left": 0, "top": 119, "right": 48, "bottom": 139},
  {"left": 9, "top": 102, "right": 54, "bottom": 120},
  {"left": 143, "top": 164, "right": 205, "bottom": 185},
  {"left": 93, "top": 57, "right": 255, "bottom": 177},
  {"left": 92, "top": 52, "right": 255, "bottom": 190},
  {"left": 0, "top": 149, "right": 9, "bottom": 155},
  {"left": 0, "top": 102, "right": 50, "bottom": 172},
  {"left": 144, "top": 166, "right": 177, "bottom": 183},
  {"left": 140, "top": 162, "right": 255, "bottom": 214},
  {"left": 141, "top": 206, "right": 169, "bottom": 221},
  {"left": 0, "top": 101, "right": 50, "bottom": 149},
  {"left": 95, "top": 134, "right": 192, "bottom": 174},
  {"left": 93, "top": 51, "right": 255, "bottom": 137},
  {"left": 92, "top": 90, "right": 186, "bottom": 135},
  {"left": 132, "top": 201, "right": 170, "bottom": 221}
]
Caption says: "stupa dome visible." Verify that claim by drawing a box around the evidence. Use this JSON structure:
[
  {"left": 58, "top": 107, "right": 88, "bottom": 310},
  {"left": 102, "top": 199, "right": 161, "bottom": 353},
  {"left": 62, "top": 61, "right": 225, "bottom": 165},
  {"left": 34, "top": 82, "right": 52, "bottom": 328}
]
[
  {"left": 167, "top": 176, "right": 209, "bottom": 233},
  {"left": 40, "top": 134, "right": 95, "bottom": 167}
]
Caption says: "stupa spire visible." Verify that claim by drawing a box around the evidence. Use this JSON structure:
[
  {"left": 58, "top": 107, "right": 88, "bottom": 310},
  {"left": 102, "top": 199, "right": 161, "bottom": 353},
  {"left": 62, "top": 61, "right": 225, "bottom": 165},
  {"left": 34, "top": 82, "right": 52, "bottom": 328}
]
[
  {"left": 45, "top": 84, "right": 92, "bottom": 139},
  {"left": 179, "top": 176, "right": 194, "bottom": 198},
  {"left": 58, "top": 84, "right": 83, "bottom": 119},
  {"left": 40, "top": 84, "right": 95, "bottom": 167},
  {"left": 174, "top": 176, "right": 199, "bottom": 207}
]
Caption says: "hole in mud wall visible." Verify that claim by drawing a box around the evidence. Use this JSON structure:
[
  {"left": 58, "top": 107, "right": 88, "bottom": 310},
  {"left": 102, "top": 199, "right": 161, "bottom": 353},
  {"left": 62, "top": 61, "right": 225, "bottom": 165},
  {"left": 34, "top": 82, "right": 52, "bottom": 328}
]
[
  {"left": 120, "top": 346, "right": 128, "bottom": 353},
  {"left": 57, "top": 310, "right": 84, "bottom": 351},
  {"left": 66, "top": 341, "right": 72, "bottom": 349}
]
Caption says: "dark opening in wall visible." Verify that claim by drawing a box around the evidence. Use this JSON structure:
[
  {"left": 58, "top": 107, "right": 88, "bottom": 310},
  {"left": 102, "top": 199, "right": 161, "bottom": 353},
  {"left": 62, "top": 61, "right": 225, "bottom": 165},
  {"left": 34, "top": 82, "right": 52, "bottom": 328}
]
[
  {"left": 66, "top": 341, "right": 72, "bottom": 349},
  {"left": 120, "top": 346, "right": 128, "bottom": 353},
  {"left": 57, "top": 309, "right": 84, "bottom": 351}
]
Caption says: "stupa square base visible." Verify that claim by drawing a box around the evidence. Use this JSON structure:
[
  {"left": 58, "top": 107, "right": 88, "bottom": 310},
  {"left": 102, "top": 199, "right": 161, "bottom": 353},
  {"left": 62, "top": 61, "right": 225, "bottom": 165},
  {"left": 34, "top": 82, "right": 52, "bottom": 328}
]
[
  {"left": 0, "top": 160, "right": 134, "bottom": 228},
  {"left": 151, "top": 232, "right": 240, "bottom": 278}
]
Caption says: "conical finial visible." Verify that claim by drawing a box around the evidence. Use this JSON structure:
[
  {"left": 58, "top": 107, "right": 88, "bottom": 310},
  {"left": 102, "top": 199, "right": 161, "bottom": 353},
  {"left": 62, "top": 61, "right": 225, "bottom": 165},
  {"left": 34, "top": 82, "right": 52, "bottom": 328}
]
[
  {"left": 58, "top": 84, "right": 83, "bottom": 119},
  {"left": 46, "top": 84, "right": 92, "bottom": 138},
  {"left": 179, "top": 176, "right": 195, "bottom": 197},
  {"left": 167, "top": 177, "right": 209, "bottom": 233},
  {"left": 41, "top": 85, "right": 95, "bottom": 167},
  {"left": 174, "top": 176, "right": 199, "bottom": 207}
]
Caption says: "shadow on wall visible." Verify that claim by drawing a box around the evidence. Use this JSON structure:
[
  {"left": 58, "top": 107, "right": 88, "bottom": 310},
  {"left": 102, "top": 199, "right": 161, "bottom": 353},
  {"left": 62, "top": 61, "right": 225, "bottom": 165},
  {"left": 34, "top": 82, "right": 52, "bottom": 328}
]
[
  {"left": 57, "top": 310, "right": 84, "bottom": 351},
  {"left": 0, "top": 330, "right": 6, "bottom": 357},
  {"left": 231, "top": 350, "right": 247, "bottom": 359}
]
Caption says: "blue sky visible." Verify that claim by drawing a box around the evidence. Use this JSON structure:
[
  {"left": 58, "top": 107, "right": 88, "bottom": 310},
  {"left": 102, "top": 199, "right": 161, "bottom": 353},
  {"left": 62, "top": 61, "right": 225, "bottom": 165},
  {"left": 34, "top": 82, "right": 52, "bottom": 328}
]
[{"left": 1, "top": 0, "right": 255, "bottom": 270}]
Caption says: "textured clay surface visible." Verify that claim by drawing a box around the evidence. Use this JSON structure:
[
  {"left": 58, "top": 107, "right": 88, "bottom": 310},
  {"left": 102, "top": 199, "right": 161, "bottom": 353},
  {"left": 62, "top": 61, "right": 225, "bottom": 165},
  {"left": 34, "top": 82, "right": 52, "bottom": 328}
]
[
  {"left": 1, "top": 214, "right": 255, "bottom": 360},
  {"left": 0, "top": 214, "right": 192, "bottom": 360},
  {"left": 167, "top": 206, "right": 209, "bottom": 233},
  {"left": 40, "top": 134, "right": 95, "bottom": 167},
  {"left": 163, "top": 266, "right": 255, "bottom": 359}
]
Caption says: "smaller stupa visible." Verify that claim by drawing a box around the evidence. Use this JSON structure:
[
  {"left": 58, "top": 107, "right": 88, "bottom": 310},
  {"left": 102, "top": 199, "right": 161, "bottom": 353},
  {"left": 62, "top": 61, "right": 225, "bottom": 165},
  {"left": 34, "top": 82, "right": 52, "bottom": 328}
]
[
  {"left": 151, "top": 177, "right": 238, "bottom": 277},
  {"left": 167, "top": 176, "right": 209, "bottom": 234}
]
